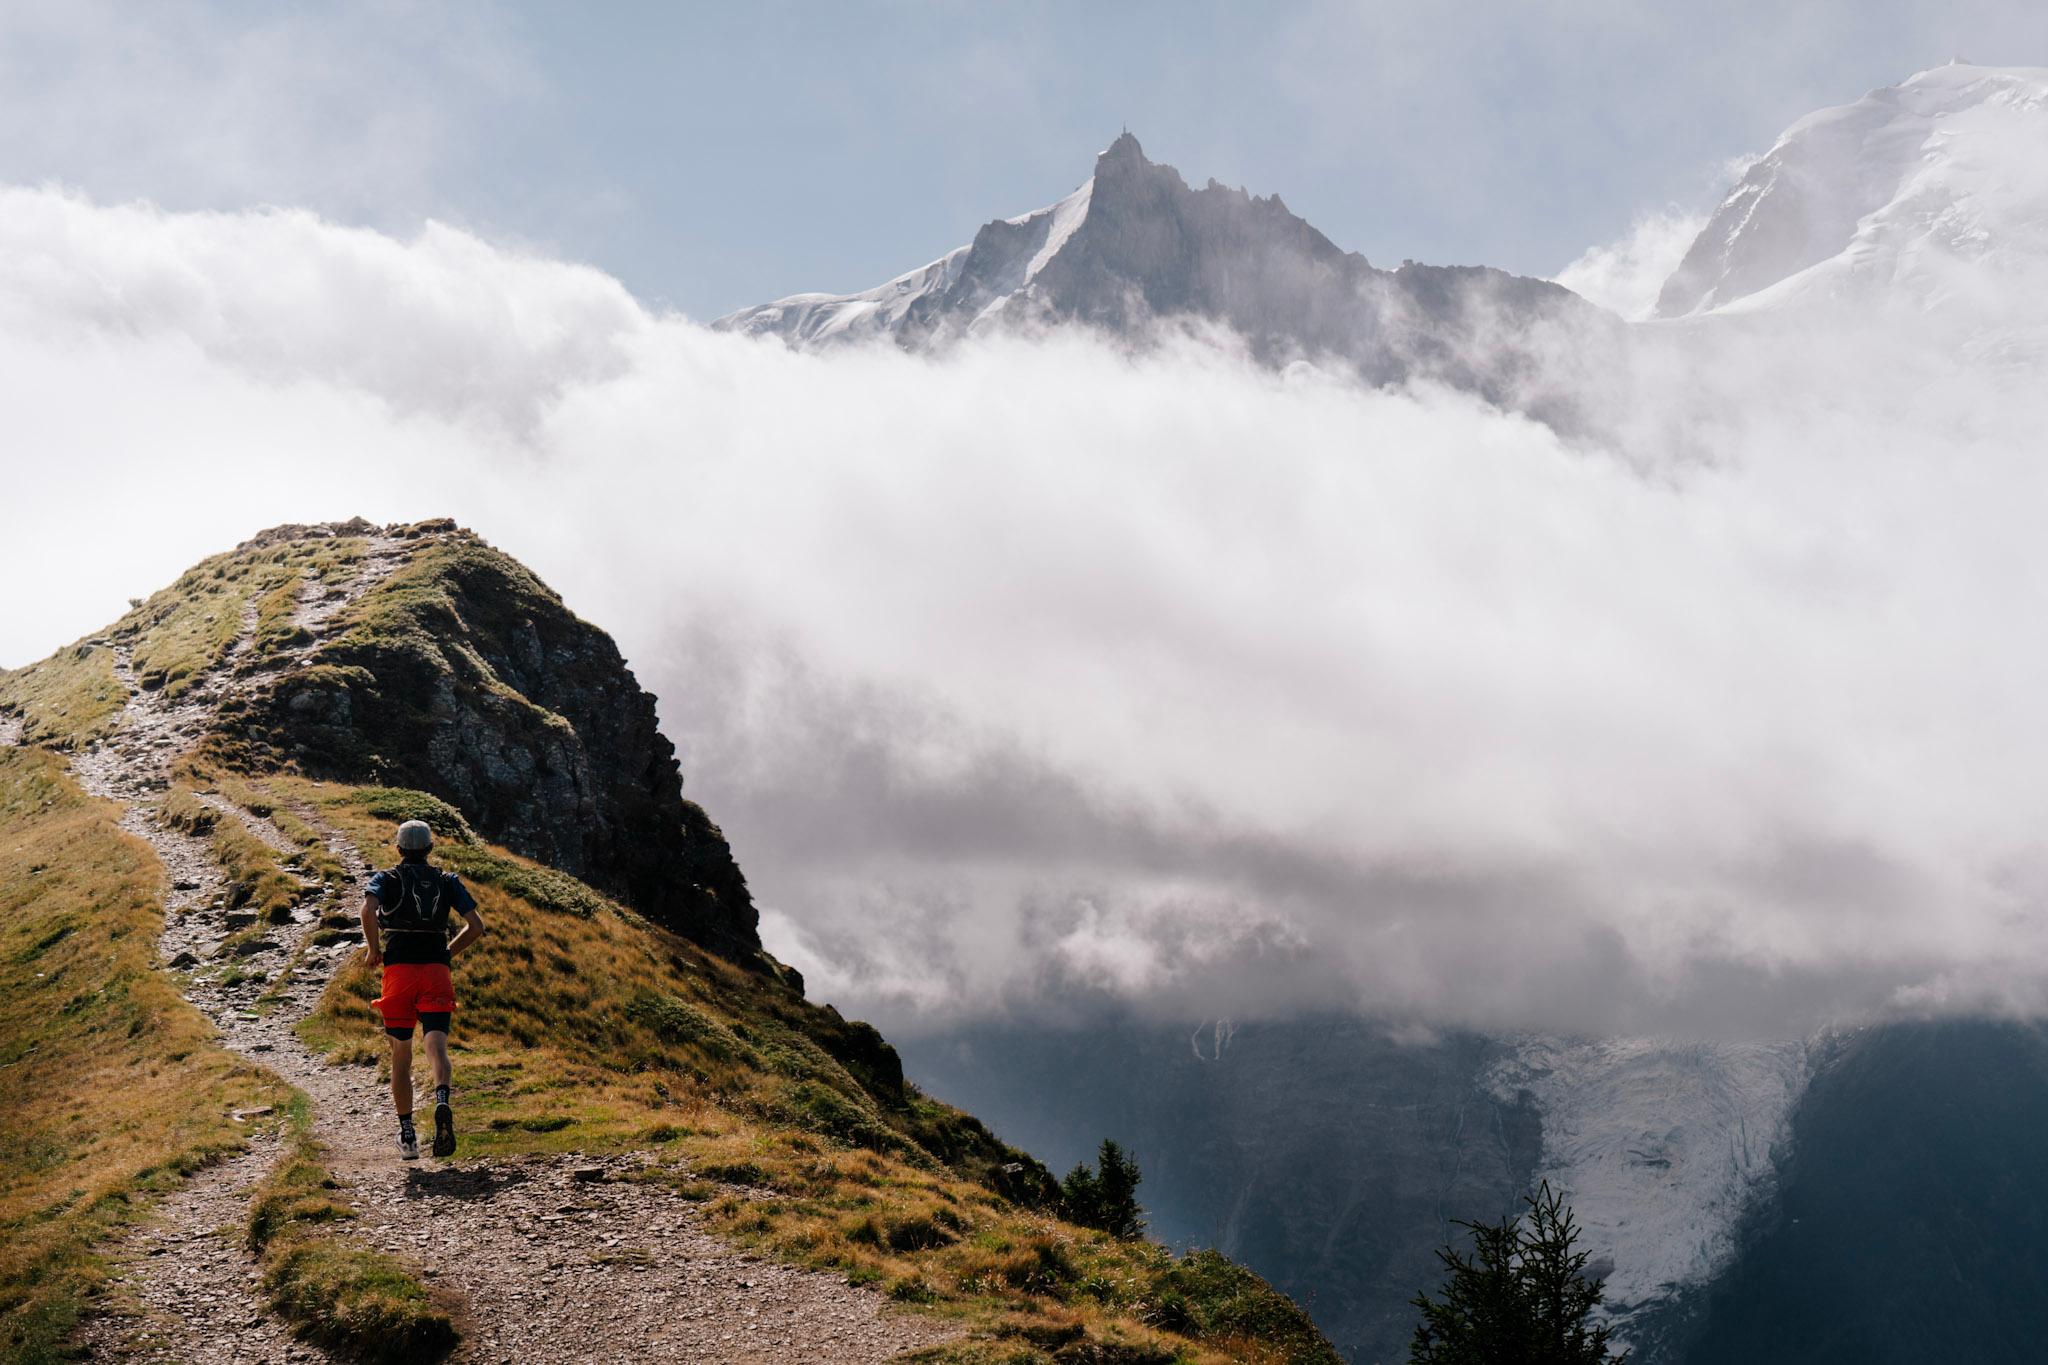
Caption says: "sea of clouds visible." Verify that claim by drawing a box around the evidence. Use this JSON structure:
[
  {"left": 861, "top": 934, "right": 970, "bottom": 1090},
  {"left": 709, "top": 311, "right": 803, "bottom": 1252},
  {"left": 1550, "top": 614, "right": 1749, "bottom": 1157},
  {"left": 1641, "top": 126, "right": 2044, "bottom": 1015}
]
[{"left": 5, "top": 182, "right": 2048, "bottom": 1040}]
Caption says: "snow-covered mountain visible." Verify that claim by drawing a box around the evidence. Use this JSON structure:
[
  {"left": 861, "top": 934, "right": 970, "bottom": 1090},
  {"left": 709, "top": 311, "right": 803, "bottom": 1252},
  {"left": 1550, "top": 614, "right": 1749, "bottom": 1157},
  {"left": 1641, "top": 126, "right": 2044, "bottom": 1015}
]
[
  {"left": 1658, "top": 62, "right": 2048, "bottom": 320},
  {"left": 718, "top": 133, "right": 1606, "bottom": 414}
]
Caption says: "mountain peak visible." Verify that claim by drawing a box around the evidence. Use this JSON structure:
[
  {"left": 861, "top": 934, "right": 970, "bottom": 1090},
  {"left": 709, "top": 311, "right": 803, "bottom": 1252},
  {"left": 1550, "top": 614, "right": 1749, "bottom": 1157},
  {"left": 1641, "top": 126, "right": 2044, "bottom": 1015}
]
[
  {"left": 1657, "top": 63, "right": 2048, "bottom": 317},
  {"left": 1100, "top": 129, "right": 1147, "bottom": 162},
  {"left": 714, "top": 135, "right": 1599, "bottom": 420},
  {"left": 1087, "top": 129, "right": 1179, "bottom": 206}
]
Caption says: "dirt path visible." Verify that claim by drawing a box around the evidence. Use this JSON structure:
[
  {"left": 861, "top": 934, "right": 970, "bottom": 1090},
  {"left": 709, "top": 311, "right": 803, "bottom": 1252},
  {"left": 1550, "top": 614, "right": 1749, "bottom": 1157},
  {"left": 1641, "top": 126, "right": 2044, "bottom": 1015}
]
[
  {"left": 64, "top": 528, "right": 956, "bottom": 1364},
  {"left": 69, "top": 585, "right": 356, "bottom": 1364}
]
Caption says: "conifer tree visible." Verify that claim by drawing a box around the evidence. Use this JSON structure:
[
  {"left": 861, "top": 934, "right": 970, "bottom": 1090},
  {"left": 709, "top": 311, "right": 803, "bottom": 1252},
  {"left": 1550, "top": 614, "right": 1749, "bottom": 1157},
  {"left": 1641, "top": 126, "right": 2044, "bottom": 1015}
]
[
  {"left": 1410, "top": 1181, "right": 1627, "bottom": 1364},
  {"left": 1061, "top": 1138, "right": 1146, "bottom": 1239}
]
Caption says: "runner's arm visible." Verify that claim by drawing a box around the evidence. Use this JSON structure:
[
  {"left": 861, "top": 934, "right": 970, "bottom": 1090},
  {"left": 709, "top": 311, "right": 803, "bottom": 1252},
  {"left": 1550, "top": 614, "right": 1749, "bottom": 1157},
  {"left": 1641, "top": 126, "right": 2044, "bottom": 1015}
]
[
  {"left": 361, "top": 893, "right": 383, "bottom": 966},
  {"left": 447, "top": 907, "right": 487, "bottom": 959}
]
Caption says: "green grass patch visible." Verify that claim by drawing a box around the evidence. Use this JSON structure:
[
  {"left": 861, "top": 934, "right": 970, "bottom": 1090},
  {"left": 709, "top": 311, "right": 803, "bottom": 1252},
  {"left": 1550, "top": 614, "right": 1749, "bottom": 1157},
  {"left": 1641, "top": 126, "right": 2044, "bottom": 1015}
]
[
  {"left": 125, "top": 555, "right": 285, "bottom": 698},
  {"left": 204, "top": 775, "right": 350, "bottom": 888},
  {"left": 247, "top": 1095, "right": 457, "bottom": 1363},
  {"left": 166, "top": 788, "right": 304, "bottom": 925},
  {"left": 128, "top": 536, "right": 369, "bottom": 698}
]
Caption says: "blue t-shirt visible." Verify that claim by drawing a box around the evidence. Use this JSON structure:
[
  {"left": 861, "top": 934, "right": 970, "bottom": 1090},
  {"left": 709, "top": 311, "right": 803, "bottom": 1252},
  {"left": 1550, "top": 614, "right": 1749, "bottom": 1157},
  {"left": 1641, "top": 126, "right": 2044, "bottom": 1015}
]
[{"left": 366, "top": 863, "right": 477, "bottom": 966}]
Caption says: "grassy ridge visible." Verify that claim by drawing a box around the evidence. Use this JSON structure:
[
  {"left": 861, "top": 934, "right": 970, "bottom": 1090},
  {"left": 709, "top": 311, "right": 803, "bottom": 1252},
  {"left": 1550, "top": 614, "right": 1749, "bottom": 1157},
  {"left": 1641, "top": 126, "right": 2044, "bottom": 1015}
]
[
  {"left": 0, "top": 642, "right": 123, "bottom": 750},
  {"left": 0, "top": 517, "right": 1336, "bottom": 1362},
  {"left": 276, "top": 776, "right": 1337, "bottom": 1364},
  {"left": 0, "top": 749, "right": 288, "bottom": 1363},
  {"left": 205, "top": 529, "right": 764, "bottom": 960},
  {"left": 0, "top": 533, "right": 366, "bottom": 750}
]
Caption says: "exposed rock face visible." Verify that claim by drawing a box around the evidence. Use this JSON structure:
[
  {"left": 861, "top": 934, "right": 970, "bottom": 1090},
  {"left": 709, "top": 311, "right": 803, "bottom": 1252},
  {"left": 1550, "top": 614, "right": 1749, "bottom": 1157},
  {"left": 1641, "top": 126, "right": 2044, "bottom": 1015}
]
[
  {"left": 227, "top": 523, "right": 761, "bottom": 961},
  {"left": 717, "top": 134, "right": 1613, "bottom": 423}
]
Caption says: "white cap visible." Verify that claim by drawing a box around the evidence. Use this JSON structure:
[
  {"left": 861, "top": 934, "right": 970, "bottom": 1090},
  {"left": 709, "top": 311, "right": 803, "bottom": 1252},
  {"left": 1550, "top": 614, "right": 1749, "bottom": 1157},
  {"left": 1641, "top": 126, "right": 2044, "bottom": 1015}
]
[{"left": 395, "top": 820, "right": 434, "bottom": 851}]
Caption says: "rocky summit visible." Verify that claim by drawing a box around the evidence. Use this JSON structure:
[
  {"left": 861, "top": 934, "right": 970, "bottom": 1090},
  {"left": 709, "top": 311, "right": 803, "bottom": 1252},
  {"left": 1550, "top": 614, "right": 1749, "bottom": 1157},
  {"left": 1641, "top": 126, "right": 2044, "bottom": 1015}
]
[
  {"left": 210, "top": 519, "right": 762, "bottom": 963},
  {"left": 717, "top": 132, "right": 1612, "bottom": 422}
]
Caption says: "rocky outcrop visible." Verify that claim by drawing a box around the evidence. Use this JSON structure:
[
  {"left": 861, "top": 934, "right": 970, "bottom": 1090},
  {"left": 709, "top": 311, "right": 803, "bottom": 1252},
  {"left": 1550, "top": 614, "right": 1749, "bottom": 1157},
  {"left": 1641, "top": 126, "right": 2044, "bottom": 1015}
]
[{"left": 221, "top": 522, "right": 761, "bottom": 962}]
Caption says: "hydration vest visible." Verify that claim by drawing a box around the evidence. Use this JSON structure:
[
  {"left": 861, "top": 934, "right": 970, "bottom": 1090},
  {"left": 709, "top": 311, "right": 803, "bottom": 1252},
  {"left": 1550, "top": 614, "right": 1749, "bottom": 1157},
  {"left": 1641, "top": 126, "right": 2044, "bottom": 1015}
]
[{"left": 376, "top": 861, "right": 452, "bottom": 939}]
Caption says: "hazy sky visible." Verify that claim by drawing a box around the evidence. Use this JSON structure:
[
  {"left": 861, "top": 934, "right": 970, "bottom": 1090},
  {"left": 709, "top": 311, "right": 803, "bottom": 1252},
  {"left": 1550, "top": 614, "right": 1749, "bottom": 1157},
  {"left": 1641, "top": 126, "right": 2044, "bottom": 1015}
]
[{"left": 3, "top": 0, "right": 2045, "bottom": 319}]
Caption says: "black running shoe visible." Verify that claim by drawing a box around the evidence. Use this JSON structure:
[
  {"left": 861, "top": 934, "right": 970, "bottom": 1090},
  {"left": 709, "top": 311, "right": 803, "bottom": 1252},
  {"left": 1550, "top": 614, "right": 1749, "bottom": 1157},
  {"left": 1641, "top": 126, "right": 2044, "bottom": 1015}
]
[
  {"left": 398, "top": 1120, "right": 420, "bottom": 1162},
  {"left": 432, "top": 1101, "right": 456, "bottom": 1158}
]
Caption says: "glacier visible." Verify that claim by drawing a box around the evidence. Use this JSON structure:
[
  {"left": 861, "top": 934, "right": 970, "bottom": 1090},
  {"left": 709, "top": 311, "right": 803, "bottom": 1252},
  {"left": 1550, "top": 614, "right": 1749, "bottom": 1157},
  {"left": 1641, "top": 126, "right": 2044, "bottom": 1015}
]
[{"left": 1488, "top": 1035, "right": 1810, "bottom": 1331}]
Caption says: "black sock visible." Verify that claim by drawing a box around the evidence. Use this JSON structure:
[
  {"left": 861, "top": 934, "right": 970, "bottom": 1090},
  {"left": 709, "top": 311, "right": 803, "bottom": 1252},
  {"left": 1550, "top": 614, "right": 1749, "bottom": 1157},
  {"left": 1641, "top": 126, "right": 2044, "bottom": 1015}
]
[
  {"left": 435, "top": 1085, "right": 450, "bottom": 1107},
  {"left": 398, "top": 1114, "right": 415, "bottom": 1132}
]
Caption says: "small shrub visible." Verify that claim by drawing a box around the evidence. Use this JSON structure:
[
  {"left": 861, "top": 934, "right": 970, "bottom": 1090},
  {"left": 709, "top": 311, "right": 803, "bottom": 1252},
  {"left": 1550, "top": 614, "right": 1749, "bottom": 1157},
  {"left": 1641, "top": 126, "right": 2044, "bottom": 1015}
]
[
  {"left": 889, "top": 1276, "right": 939, "bottom": 1304},
  {"left": 1001, "top": 1238, "right": 1080, "bottom": 1298},
  {"left": 885, "top": 1214, "right": 960, "bottom": 1253},
  {"left": 517, "top": 1115, "right": 573, "bottom": 1133},
  {"left": 697, "top": 1160, "right": 771, "bottom": 1187}
]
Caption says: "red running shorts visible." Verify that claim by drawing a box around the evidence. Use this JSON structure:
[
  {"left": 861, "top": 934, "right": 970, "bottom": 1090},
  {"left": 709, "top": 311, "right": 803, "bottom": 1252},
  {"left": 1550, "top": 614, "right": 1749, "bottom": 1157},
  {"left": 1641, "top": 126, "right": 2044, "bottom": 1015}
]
[{"left": 377, "top": 962, "right": 455, "bottom": 1036}]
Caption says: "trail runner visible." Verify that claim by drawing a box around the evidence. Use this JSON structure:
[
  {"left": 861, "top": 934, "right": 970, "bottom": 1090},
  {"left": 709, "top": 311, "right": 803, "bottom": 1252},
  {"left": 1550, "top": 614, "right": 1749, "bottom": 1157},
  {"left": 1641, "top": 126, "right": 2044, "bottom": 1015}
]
[{"left": 361, "top": 819, "right": 486, "bottom": 1160}]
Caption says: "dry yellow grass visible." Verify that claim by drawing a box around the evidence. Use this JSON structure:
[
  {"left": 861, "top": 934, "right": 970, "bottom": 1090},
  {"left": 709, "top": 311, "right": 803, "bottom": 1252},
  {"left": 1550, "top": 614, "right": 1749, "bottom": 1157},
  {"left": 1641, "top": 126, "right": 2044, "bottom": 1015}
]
[{"left": 0, "top": 749, "right": 288, "bottom": 1364}]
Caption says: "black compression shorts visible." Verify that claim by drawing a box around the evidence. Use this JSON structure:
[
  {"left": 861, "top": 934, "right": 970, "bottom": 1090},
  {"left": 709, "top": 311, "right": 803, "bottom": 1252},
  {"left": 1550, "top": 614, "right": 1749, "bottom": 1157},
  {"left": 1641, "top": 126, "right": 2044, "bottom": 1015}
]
[{"left": 384, "top": 1011, "right": 452, "bottom": 1040}]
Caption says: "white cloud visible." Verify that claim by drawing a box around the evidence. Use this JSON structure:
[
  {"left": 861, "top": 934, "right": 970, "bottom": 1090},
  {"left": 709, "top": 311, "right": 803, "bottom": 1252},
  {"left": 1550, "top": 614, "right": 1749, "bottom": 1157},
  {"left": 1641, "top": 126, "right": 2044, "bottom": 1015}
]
[
  {"left": 1554, "top": 209, "right": 1706, "bottom": 318},
  {"left": 5, "top": 186, "right": 2048, "bottom": 1041}
]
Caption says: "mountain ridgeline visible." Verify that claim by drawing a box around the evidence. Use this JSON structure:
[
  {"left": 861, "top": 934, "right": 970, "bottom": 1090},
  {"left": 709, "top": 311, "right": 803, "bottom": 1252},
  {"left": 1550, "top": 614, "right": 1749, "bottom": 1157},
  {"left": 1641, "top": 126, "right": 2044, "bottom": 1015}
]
[{"left": 717, "top": 132, "right": 1614, "bottom": 426}]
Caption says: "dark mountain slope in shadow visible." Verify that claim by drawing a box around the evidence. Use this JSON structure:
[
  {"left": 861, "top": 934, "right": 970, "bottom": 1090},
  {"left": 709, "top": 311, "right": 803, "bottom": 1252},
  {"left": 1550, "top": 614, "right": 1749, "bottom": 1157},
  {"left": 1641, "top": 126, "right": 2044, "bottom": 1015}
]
[{"left": 1676, "top": 1020, "right": 2048, "bottom": 1364}]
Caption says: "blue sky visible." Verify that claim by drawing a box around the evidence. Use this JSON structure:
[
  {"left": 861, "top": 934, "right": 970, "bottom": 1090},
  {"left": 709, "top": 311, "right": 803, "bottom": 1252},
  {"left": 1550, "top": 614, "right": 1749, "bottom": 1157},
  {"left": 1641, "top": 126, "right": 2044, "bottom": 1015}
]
[{"left": 3, "top": 0, "right": 2045, "bottom": 318}]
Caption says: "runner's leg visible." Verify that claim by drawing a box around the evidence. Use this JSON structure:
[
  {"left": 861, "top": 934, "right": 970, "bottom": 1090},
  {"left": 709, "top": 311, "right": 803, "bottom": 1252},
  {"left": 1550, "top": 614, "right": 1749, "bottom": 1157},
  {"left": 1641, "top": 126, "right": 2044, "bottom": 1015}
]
[
  {"left": 423, "top": 1028, "right": 451, "bottom": 1092},
  {"left": 423, "top": 1024, "right": 457, "bottom": 1157},
  {"left": 390, "top": 1035, "right": 414, "bottom": 1116}
]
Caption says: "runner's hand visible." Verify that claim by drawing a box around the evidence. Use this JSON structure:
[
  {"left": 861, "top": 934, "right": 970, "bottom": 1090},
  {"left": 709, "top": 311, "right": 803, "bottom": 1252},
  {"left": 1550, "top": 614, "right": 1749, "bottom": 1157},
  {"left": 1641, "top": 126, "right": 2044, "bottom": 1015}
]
[{"left": 365, "top": 948, "right": 382, "bottom": 967}]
